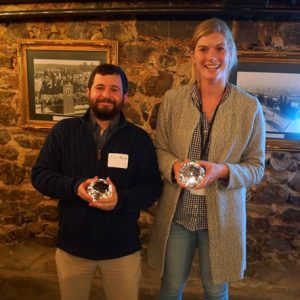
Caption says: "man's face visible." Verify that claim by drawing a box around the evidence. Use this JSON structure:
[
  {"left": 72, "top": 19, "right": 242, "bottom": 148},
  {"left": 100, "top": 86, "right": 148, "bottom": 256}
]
[{"left": 88, "top": 73, "right": 127, "bottom": 120}]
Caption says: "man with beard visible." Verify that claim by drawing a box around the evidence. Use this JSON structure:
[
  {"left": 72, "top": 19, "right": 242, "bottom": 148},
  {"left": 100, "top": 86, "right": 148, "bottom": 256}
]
[{"left": 31, "top": 64, "right": 163, "bottom": 300}]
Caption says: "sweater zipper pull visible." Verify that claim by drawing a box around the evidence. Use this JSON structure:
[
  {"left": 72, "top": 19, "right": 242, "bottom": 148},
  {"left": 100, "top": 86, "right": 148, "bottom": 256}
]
[{"left": 97, "top": 149, "right": 101, "bottom": 160}]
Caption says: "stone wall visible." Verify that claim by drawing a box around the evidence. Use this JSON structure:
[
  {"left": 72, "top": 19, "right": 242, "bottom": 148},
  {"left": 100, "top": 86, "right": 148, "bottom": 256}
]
[{"left": 0, "top": 1, "right": 299, "bottom": 274}]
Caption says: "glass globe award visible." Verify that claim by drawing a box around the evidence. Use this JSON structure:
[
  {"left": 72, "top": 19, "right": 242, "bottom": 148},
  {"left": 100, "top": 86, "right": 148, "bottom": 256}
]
[
  {"left": 178, "top": 161, "right": 205, "bottom": 189},
  {"left": 87, "top": 179, "right": 113, "bottom": 202}
]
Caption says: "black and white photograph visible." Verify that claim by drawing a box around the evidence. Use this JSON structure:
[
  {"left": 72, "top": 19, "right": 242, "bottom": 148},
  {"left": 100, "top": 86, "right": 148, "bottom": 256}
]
[
  {"left": 17, "top": 39, "right": 118, "bottom": 129},
  {"left": 33, "top": 59, "right": 98, "bottom": 116}
]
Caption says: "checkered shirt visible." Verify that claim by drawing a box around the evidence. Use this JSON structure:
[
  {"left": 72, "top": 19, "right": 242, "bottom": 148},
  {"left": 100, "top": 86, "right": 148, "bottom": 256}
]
[{"left": 174, "top": 83, "right": 230, "bottom": 231}]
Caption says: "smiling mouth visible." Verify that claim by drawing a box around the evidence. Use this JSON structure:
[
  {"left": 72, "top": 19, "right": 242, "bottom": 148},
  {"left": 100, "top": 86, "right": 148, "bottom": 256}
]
[
  {"left": 205, "top": 64, "right": 220, "bottom": 69},
  {"left": 99, "top": 102, "right": 113, "bottom": 107},
  {"left": 96, "top": 99, "right": 114, "bottom": 105}
]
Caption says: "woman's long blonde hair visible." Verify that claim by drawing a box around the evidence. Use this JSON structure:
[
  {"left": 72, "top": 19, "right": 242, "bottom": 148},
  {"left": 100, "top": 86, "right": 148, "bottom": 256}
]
[{"left": 190, "top": 18, "right": 237, "bottom": 84}]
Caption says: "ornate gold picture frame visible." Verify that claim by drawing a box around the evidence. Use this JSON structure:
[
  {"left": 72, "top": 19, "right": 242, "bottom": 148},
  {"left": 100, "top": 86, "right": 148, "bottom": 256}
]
[{"left": 17, "top": 39, "right": 118, "bottom": 130}]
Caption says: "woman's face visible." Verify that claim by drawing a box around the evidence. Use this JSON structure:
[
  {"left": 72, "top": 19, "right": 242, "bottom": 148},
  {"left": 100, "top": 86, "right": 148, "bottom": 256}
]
[{"left": 192, "top": 32, "right": 230, "bottom": 84}]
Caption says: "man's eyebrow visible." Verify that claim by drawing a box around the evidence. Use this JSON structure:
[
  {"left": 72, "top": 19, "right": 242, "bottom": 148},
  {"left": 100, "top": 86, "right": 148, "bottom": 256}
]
[
  {"left": 110, "top": 84, "right": 121, "bottom": 90},
  {"left": 94, "top": 83, "right": 121, "bottom": 90}
]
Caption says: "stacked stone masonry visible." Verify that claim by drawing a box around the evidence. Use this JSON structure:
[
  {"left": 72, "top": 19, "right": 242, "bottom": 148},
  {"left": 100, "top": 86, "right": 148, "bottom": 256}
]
[{"left": 0, "top": 1, "right": 299, "bottom": 289}]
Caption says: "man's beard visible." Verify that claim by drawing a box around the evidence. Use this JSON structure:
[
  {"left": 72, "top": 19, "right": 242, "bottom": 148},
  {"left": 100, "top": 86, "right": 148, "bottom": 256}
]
[{"left": 89, "top": 97, "right": 124, "bottom": 120}]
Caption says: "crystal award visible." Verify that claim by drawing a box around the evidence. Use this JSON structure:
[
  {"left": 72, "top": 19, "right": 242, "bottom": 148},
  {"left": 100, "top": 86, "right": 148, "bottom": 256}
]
[
  {"left": 87, "top": 179, "right": 113, "bottom": 202},
  {"left": 178, "top": 161, "right": 205, "bottom": 189}
]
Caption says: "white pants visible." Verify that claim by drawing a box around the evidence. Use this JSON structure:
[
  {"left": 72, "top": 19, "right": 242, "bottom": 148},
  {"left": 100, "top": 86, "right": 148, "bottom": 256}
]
[{"left": 55, "top": 248, "right": 141, "bottom": 300}]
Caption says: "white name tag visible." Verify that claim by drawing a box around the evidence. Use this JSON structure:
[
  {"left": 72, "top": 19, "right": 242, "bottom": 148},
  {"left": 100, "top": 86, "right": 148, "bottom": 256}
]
[
  {"left": 108, "top": 153, "right": 129, "bottom": 169},
  {"left": 190, "top": 188, "right": 206, "bottom": 196}
]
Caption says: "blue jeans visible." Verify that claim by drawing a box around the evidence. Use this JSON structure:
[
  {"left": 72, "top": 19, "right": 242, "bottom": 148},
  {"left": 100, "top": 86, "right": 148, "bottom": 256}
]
[{"left": 159, "top": 221, "right": 228, "bottom": 300}]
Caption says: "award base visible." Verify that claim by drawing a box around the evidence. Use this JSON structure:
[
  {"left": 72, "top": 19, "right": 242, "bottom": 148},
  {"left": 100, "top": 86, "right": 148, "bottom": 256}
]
[{"left": 190, "top": 188, "right": 206, "bottom": 196}]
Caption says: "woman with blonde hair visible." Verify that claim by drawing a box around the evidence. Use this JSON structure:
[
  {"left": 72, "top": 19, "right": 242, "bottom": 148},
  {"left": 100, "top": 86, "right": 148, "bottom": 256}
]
[{"left": 148, "top": 18, "right": 265, "bottom": 299}]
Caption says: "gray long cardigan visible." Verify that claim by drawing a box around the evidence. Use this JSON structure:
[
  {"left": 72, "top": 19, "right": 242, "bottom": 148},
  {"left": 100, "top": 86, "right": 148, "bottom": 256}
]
[{"left": 147, "top": 83, "right": 265, "bottom": 284}]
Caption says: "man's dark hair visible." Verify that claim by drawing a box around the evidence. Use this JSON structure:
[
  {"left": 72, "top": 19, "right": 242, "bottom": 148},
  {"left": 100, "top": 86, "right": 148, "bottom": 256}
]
[{"left": 87, "top": 63, "right": 128, "bottom": 94}]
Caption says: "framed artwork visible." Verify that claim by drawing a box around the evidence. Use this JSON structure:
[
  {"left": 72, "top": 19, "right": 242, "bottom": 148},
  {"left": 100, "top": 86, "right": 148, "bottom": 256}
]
[
  {"left": 231, "top": 51, "right": 300, "bottom": 151},
  {"left": 17, "top": 39, "right": 118, "bottom": 130}
]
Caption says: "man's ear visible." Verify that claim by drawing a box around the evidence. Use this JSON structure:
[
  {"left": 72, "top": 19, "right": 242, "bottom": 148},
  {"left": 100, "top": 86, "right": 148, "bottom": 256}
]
[
  {"left": 124, "top": 92, "right": 129, "bottom": 104},
  {"left": 86, "top": 88, "right": 90, "bottom": 98}
]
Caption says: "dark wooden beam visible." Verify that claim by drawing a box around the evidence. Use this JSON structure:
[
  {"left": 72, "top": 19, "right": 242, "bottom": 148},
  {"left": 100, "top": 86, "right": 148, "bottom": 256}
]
[{"left": 0, "top": 7, "right": 300, "bottom": 21}]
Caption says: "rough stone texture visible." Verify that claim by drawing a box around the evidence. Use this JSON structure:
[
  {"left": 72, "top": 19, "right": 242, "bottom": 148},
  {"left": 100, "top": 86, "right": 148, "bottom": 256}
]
[
  {"left": 279, "top": 22, "right": 300, "bottom": 50},
  {"left": 287, "top": 170, "right": 300, "bottom": 192},
  {"left": 0, "top": 1, "right": 299, "bottom": 293},
  {"left": 0, "top": 187, "right": 26, "bottom": 202},
  {"left": 136, "top": 20, "right": 172, "bottom": 38},
  {"left": 270, "top": 152, "right": 298, "bottom": 172},
  {"left": 283, "top": 208, "right": 300, "bottom": 223},
  {"left": 247, "top": 217, "right": 270, "bottom": 233},
  {"left": 0, "top": 90, "right": 16, "bottom": 106},
  {"left": 37, "top": 200, "right": 59, "bottom": 222},
  {"left": 288, "top": 194, "right": 300, "bottom": 207},
  {"left": 0, "top": 224, "right": 29, "bottom": 242},
  {"left": 0, "top": 162, "right": 26, "bottom": 185},
  {"left": 123, "top": 102, "right": 143, "bottom": 126},
  {"left": 0, "top": 145, "right": 19, "bottom": 161},
  {"left": 265, "top": 236, "right": 293, "bottom": 252},
  {"left": 0, "top": 105, "right": 18, "bottom": 126},
  {"left": 149, "top": 102, "right": 160, "bottom": 130},
  {"left": 0, "top": 70, "right": 18, "bottom": 90},
  {"left": 128, "top": 80, "right": 137, "bottom": 97},
  {"left": 144, "top": 71, "right": 174, "bottom": 97},
  {"left": 121, "top": 44, "right": 155, "bottom": 63},
  {"left": 252, "top": 182, "right": 290, "bottom": 204},
  {"left": 248, "top": 150, "right": 300, "bottom": 264},
  {"left": 23, "top": 151, "right": 38, "bottom": 168},
  {"left": 235, "top": 21, "right": 261, "bottom": 49},
  {"left": 0, "top": 129, "right": 11, "bottom": 145},
  {"left": 13, "top": 135, "right": 44, "bottom": 149},
  {"left": 169, "top": 20, "right": 200, "bottom": 40}
]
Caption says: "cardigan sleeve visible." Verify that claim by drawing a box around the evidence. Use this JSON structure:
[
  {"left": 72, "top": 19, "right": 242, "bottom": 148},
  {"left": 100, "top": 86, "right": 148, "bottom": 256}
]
[
  {"left": 155, "top": 92, "right": 181, "bottom": 183},
  {"left": 219, "top": 99, "right": 266, "bottom": 190}
]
